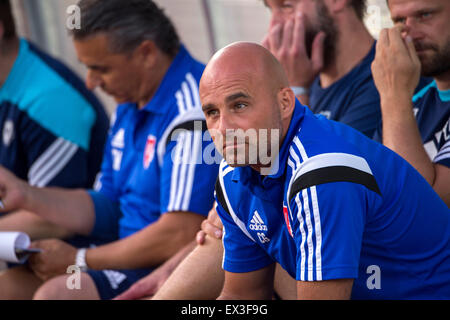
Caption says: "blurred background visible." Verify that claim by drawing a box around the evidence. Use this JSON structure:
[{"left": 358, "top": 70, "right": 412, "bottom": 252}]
[{"left": 10, "top": 0, "right": 393, "bottom": 114}]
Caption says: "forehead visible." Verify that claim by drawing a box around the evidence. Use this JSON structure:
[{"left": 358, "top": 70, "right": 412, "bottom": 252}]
[
  {"left": 389, "top": 0, "right": 447, "bottom": 16},
  {"left": 200, "top": 72, "right": 255, "bottom": 100},
  {"left": 73, "top": 34, "right": 127, "bottom": 65}
]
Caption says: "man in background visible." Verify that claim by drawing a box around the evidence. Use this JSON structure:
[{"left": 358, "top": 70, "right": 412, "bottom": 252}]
[
  {"left": 0, "top": 0, "right": 218, "bottom": 300},
  {"left": 372, "top": 0, "right": 449, "bottom": 206},
  {"left": 0, "top": 0, "right": 109, "bottom": 241},
  {"left": 262, "top": 0, "right": 380, "bottom": 137}
]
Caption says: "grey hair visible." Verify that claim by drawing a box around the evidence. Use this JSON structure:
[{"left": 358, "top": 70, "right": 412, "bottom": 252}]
[{"left": 71, "top": 0, "right": 180, "bottom": 57}]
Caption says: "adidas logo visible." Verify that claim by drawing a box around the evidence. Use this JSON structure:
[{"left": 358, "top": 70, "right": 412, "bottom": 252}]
[
  {"left": 249, "top": 210, "right": 268, "bottom": 231},
  {"left": 103, "top": 270, "right": 126, "bottom": 290},
  {"left": 111, "top": 128, "right": 125, "bottom": 149}
]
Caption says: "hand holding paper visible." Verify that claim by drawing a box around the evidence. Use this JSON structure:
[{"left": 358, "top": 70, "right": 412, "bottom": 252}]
[{"left": 0, "top": 232, "right": 42, "bottom": 263}]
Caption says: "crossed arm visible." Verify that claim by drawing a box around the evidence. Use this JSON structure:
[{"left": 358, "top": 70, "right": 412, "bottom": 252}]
[
  {"left": 371, "top": 27, "right": 450, "bottom": 206},
  {"left": 219, "top": 265, "right": 353, "bottom": 300}
]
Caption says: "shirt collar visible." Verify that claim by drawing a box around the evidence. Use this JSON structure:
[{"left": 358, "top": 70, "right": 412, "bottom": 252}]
[
  {"left": 141, "top": 45, "right": 192, "bottom": 114},
  {"left": 231, "top": 100, "right": 306, "bottom": 183},
  {"left": 437, "top": 84, "right": 450, "bottom": 102}
]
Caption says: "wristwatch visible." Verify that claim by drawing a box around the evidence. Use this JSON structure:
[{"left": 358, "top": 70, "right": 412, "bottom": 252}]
[
  {"left": 290, "top": 86, "right": 310, "bottom": 96},
  {"left": 75, "top": 248, "right": 89, "bottom": 272}
]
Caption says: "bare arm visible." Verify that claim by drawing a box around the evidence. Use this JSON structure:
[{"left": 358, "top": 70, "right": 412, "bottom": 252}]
[
  {"left": 0, "top": 166, "right": 95, "bottom": 234},
  {"left": 153, "top": 234, "right": 225, "bottom": 300},
  {"left": 372, "top": 27, "right": 450, "bottom": 206},
  {"left": 218, "top": 264, "right": 275, "bottom": 300},
  {"left": 0, "top": 210, "right": 74, "bottom": 240},
  {"left": 86, "top": 211, "right": 204, "bottom": 270},
  {"left": 114, "top": 240, "right": 198, "bottom": 300},
  {"left": 381, "top": 98, "right": 450, "bottom": 204},
  {"left": 297, "top": 279, "right": 354, "bottom": 300}
]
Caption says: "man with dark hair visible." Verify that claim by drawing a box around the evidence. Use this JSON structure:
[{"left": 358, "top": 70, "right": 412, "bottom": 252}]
[
  {"left": 0, "top": 0, "right": 16, "bottom": 40},
  {"left": 0, "top": 0, "right": 218, "bottom": 300},
  {"left": 116, "top": 0, "right": 383, "bottom": 300},
  {"left": 372, "top": 0, "right": 450, "bottom": 206},
  {"left": 262, "top": 0, "right": 380, "bottom": 138},
  {"left": 0, "top": 0, "right": 109, "bottom": 240},
  {"left": 351, "top": 0, "right": 367, "bottom": 21}
]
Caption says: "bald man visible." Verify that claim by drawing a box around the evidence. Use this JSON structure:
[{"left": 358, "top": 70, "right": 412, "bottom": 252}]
[{"left": 200, "top": 42, "right": 450, "bottom": 300}]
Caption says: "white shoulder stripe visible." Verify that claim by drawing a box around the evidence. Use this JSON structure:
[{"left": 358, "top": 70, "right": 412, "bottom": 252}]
[
  {"left": 29, "top": 138, "right": 66, "bottom": 180},
  {"left": 292, "top": 152, "right": 373, "bottom": 183},
  {"left": 173, "top": 131, "right": 192, "bottom": 210},
  {"left": 168, "top": 132, "right": 186, "bottom": 211},
  {"left": 182, "top": 81, "right": 194, "bottom": 111},
  {"left": 434, "top": 139, "right": 450, "bottom": 163},
  {"left": 219, "top": 161, "right": 256, "bottom": 242},
  {"left": 175, "top": 90, "right": 186, "bottom": 114},
  {"left": 186, "top": 73, "right": 201, "bottom": 108},
  {"left": 288, "top": 135, "right": 322, "bottom": 281},
  {"left": 181, "top": 129, "right": 202, "bottom": 210},
  {"left": 29, "top": 138, "right": 79, "bottom": 187},
  {"left": 156, "top": 106, "right": 205, "bottom": 166}
]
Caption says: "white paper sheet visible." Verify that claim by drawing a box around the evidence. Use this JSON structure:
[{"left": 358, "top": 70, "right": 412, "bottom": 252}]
[{"left": 0, "top": 232, "right": 38, "bottom": 263}]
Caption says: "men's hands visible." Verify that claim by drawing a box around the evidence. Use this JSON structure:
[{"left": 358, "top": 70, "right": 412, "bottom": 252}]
[
  {"left": 371, "top": 26, "right": 421, "bottom": 109},
  {"left": 28, "top": 239, "right": 78, "bottom": 281},
  {"left": 262, "top": 12, "right": 325, "bottom": 89},
  {"left": 0, "top": 166, "right": 29, "bottom": 212},
  {"left": 196, "top": 206, "right": 223, "bottom": 245}
]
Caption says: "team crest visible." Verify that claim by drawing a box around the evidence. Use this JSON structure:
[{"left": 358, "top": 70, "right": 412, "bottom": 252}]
[
  {"left": 2, "top": 120, "right": 14, "bottom": 147},
  {"left": 143, "top": 135, "right": 157, "bottom": 169},
  {"left": 283, "top": 205, "right": 293, "bottom": 238}
]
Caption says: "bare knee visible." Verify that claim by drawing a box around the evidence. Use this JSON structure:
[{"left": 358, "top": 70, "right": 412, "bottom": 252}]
[
  {"left": 33, "top": 276, "right": 68, "bottom": 300},
  {"left": 33, "top": 273, "right": 100, "bottom": 300},
  {"left": 0, "top": 266, "right": 42, "bottom": 299}
]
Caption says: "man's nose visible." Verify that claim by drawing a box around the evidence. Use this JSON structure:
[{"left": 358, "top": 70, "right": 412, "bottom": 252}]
[
  {"left": 85, "top": 70, "right": 101, "bottom": 90},
  {"left": 402, "top": 18, "right": 424, "bottom": 41}
]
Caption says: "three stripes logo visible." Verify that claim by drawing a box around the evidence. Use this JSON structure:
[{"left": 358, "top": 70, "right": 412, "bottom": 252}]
[
  {"left": 249, "top": 210, "right": 270, "bottom": 244},
  {"left": 249, "top": 210, "right": 268, "bottom": 231}
]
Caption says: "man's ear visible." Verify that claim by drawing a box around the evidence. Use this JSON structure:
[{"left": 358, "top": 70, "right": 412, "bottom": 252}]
[
  {"left": 278, "top": 87, "right": 296, "bottom": 121},
  {"left": 325, "top": 0, "right": 348, "bottom": 15},
  {"left": 135, "top": 40, "right": 158, "bottom": 68}
]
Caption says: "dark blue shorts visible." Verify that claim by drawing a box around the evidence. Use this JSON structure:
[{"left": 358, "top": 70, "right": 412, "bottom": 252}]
[{"left": 87, "top": 267, "right": 154, "bottom": 300}]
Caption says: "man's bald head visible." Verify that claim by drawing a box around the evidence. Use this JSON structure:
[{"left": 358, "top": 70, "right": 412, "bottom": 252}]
[
  {"left": 200, "top": 42, "right": 289, "bottom": 97},
  {"left": 200, "top": 42, "right": 296, "bottom": 173}
]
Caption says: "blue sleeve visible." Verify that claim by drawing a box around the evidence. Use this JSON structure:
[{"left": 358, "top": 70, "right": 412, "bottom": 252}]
[
  {"left": 288, "top": 182, "right": 366, "bottom": 281},
  {"left": 160, "top": 128, "right": 218, "bottom": 216},
  {"left": 87, "top": 111, "right": 122, "bottom": 239},
  {"left": 372, "top": 122, "right": 383, "bottom": 143},
  {"left": 338, "top": 82, "right": 381, "bottom": 138},
  {"left": 92, "top": 114, "right": 120, "bottom": 202},
  {"left": 216, "top": 201, "right": 274, "bottom": 273},
  {"left": 87, "top": 190, "right": 121, "bottom": 240}
]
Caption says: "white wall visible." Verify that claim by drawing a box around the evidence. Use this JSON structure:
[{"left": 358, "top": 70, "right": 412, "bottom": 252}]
[{"left": 11, "top": 0, "right": 394, "bottom": 114}]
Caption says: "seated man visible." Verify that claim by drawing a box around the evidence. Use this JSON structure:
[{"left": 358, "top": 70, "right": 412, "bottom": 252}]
[
  {"left": 201, "top": 42, "right": 450, "bottom": 299},
  {"left": 0, "top": 0, "right": 218, "bottom": 300},
  {"left": 371, "top": 0, "right": 450, "bottom": 206},
  {"left": 262, "top": 0, "right": 380, "bottom": 138},
  {"left": 0, "top": 0, "right": 109, "bottom": 240},
  {"left": 116, "top": 0, "right": 385, "bottom": 299}
]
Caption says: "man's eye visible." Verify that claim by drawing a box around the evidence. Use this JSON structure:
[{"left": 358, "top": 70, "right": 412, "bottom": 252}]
[
  {"left": 393, "top": 18, "right": 406, "bottom": 24},
  {"left": 234, "top": 103, "right": 247, "bottom": 110},
  {"left": 207, "top": 109, "right": 219, "bottom": 117},
  {"left": 420, "top": 12, "right": 432, "bottom": 19},
  {"left": 280, "top": 0, "right": 293, "bottom": 8}
]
